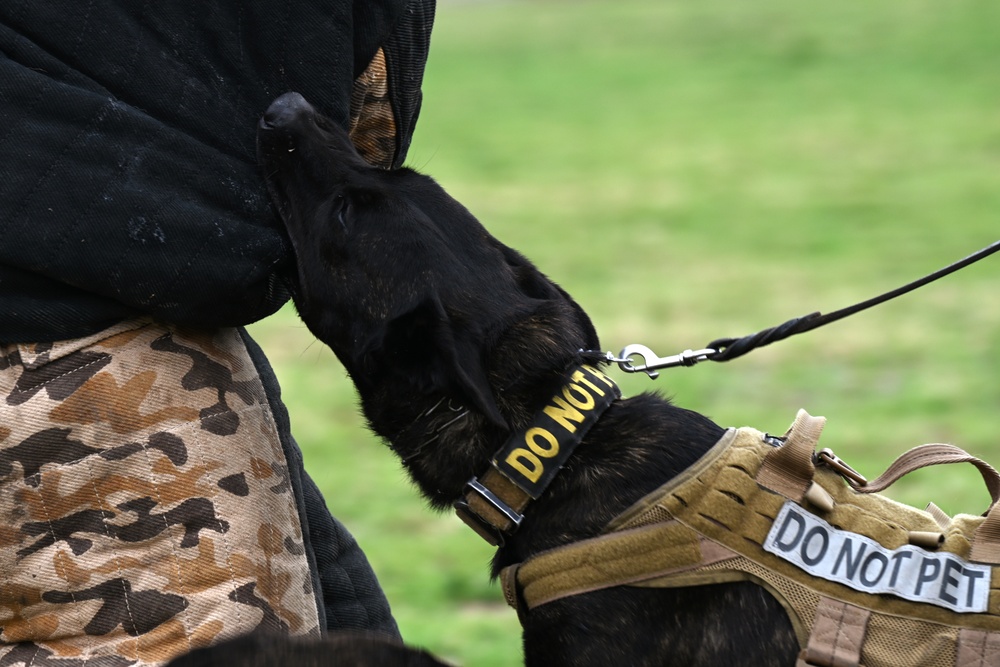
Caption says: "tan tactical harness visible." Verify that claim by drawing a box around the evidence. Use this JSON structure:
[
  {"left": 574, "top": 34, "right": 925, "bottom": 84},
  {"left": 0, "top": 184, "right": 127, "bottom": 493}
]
[{"left": 500, "top": 410, "right": 1000, "bottom": 666}]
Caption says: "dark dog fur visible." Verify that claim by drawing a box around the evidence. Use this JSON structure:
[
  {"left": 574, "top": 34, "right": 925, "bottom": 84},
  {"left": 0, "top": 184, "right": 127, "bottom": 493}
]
[
  {"left": 257, "top": 92, "right": 799, "bottom": 666},
  {"left": 165, "top": 633, "right": 449, "bottom": 667}
]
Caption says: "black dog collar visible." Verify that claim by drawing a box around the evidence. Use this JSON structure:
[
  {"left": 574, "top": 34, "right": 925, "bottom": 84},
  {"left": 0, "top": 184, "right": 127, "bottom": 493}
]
[{"left": 455, "top": 364, "right": 620, "bottom": 546}]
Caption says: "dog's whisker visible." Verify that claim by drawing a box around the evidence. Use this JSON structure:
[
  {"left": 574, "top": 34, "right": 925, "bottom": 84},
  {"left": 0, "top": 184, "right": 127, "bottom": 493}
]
[
  {"left": 402, "top": 434, "right": 441, "bottom": 462},
  {"left": 419, "top": 397, "right": 446, "bottom": 420},
  {"left": 399, "top": 410, "right": 469, "bottom": 462},
  {"left": 435, "top": 410, "right": 468, "bottom": 433}
]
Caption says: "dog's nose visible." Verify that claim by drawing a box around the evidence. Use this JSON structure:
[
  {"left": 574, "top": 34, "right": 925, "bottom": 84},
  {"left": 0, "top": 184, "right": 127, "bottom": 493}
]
[{"left": 260, "top": 92, "right": 315, "bottom": 129}]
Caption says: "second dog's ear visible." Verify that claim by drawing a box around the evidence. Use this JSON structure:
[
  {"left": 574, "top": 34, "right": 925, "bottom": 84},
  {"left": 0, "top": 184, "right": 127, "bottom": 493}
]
[{"left": 380, "top": 297, "right": 507, "bottom": 428}]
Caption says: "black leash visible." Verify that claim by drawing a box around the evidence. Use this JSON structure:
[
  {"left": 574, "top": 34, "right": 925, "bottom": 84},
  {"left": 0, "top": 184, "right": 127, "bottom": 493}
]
[{"left": 607, "top": 239, "right": 1000, "bottom": 378}]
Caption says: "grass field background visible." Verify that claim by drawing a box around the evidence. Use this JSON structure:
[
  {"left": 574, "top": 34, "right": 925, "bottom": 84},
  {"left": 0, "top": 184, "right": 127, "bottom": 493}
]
[{"left": 247, "top": 1, "right": 1000, "bottom": 664}]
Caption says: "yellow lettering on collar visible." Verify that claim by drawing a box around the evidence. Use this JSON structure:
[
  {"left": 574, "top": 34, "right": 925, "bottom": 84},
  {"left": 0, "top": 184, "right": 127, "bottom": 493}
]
[
  {"left": 562, "top": 383, "right": 595, "bottom": 411},
  {"left": 525, "top": 427, "right": 560, "bottom": 457},
  {"left": 580, "top": 365, "right": 615, "bottom": 388},
  {"left": 572, "top": 368, "right": 610, "bottom": 396},
  {"left": 544, "top": 396, "right": 585, "bottom": 433},
  {"left": 491, "top": 364, "right": 620, "bottom": 498},
  {"left": 505, "top": 448, "right": 543, "bottom": 483}
]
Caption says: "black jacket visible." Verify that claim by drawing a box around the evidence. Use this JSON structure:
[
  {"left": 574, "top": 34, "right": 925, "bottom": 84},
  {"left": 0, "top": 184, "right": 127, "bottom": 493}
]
[
  {"left": 0, "top": 0, "right": 433, "bottom": 342},
  {"left": 1, "top": 0, "right": 437, "bottom": 639}
]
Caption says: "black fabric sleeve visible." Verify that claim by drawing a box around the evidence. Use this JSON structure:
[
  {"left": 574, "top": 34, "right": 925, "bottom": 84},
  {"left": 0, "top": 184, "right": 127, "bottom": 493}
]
[
  {"left": 0, "top": 0, "right": 421, "bottom": 343},
  {"left": 383, "top": 0, "right": 437, "bottom": 169}
]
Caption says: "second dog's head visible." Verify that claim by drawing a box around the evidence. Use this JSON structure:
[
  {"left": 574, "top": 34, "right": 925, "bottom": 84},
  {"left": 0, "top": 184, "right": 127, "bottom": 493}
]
[{"left": 257, "top": 93, "right": 599, "bottom": 440}]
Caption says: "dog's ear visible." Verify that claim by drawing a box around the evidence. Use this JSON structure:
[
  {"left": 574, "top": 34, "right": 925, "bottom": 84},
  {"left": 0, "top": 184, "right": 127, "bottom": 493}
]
[
  {"left": 501, "top": 246, "right": 560, "bottom": 301},
  {"left": 546, "top": 280, "right": 600, "bottom": 351},
  {"left": 502, "top": 246, "right": 601, "bottom": 351},
  {"left": 379, "top": 296, "right": 507, "bottom": 428}
]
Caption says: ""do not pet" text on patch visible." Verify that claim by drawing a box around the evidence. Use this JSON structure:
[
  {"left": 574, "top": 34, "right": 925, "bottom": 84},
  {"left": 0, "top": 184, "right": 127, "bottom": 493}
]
[{"left": 763, "top": 502, "right": 990, "bottom": 614}]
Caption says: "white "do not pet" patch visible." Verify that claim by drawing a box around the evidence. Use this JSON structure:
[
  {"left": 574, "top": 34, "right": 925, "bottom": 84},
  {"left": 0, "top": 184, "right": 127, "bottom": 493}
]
[{"left": 763, "top": 502, "right": 990, "bottom": 614}]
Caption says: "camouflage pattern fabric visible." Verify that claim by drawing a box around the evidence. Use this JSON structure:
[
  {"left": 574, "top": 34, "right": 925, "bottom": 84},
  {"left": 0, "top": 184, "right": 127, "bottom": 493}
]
[{"left": 0, "top": 319, "right": 322, "bottom": 665}]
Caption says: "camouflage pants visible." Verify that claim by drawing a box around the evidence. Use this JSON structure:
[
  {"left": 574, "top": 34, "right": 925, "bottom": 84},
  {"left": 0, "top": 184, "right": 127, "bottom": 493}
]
[{"left": 0, "top": 319, "right": 390, "bottom": 665}]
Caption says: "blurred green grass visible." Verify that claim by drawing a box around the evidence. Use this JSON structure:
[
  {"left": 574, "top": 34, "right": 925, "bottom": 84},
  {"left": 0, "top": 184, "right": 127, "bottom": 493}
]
[{"left": 247, "top": 1, "right": 1000, "bottom": 664}]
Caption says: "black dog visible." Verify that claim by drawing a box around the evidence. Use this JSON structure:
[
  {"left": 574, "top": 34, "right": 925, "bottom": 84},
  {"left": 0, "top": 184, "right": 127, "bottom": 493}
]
[
  {"left": 257, "top": 92, "right": 799, "bottom": 666},
  {"left": 165, "top": 633, "right": 449, "bottom": 667}
]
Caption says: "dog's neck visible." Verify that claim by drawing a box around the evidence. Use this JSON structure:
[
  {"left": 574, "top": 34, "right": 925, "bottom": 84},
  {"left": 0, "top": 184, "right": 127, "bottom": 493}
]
[
  {"left": 350, "top": 309, "right": 708, "bottom": 568},
  {"left": 359, "top": 335, "right": 724, "bottom": 577},
  {"left": 386, "top": 395, "right": 475, "bottom": 465},
  {"left": 369, "top": 350, "right": 602, "bottom": 511}
]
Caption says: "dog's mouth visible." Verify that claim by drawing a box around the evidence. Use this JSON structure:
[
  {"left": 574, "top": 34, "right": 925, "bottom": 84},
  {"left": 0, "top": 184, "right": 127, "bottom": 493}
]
[
  {"left": 261, "top": 173, "right": 294, "bottom": 229},
  {"left": 257, "top": 92, "right": 368, "bottom": 233}
]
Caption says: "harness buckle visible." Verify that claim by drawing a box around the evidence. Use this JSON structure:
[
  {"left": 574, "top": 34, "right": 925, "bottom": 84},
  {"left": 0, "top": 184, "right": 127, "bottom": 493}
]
[
  {"left": 817, "top": 448, "right": 868, "bottom": 487},
  {"left": 454, "top": 478, "right": 524, "bottom": 547}
]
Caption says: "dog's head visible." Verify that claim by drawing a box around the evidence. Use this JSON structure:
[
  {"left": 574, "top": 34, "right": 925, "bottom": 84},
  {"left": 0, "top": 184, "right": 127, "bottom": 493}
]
[{"left": 257, "top": 93, "right": 599, "bottom": 433}]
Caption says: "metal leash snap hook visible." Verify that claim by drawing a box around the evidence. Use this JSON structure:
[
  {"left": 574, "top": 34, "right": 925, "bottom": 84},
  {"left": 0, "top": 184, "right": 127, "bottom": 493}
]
[
  {"left": 612, "top": 344, "right": 716, "bottom": 379},
  {"left": 617, "top": 344, "right": 665, "bottom": 378}
]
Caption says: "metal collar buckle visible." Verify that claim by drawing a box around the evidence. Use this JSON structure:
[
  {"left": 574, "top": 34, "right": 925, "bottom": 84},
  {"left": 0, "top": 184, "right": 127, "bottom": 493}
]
[{"left": 454, "top": 478, "right": 524, "bottom": 547}]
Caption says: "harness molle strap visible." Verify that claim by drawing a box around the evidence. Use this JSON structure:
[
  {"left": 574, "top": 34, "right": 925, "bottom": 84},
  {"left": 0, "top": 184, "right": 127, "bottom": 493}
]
[
  {"left": 454, "top": 364, "right": 620, "bottom": 546},
  {"left": 972, "top": 509, "right": 1000, "bottom": 565},
  {"left": 797, "top": 598, "right": 870, "bottom": 667},
  {"left": 757, "top": 409, "right": 830, "bottom": 506}
]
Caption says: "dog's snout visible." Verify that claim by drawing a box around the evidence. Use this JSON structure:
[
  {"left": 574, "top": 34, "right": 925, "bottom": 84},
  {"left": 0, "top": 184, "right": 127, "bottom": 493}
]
[{"left": 260, "top": 92, "right": 315, "bottom": 130}]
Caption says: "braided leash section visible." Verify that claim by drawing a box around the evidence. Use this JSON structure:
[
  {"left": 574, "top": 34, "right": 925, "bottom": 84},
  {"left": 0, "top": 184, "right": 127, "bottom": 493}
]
[
  {"left": 707, "top": 312, "right": 823, "bottom": 362},
  {"left": 706, "top": 239, "right": 1000, "bottom": 364},
  {"left": 608, "top": 239, "right": 1000, "bottom": 376}
]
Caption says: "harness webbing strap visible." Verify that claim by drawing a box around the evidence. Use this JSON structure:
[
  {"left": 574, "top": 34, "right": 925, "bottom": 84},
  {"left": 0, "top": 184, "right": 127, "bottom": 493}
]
[
  {"left": 957, "top": 628, "right": 1000, "bottom": 666},
  {"left": 854, "top": 444, "right": 1000, "bottom": 501},
  {"left": 797, "top": 598, "right": 870, "bottom": 667},
  {"left": 848, "top": 443, "right": 1000, "bottom": 565},
  {"left": 499, "top": 520, "right": 739, "bottom": 610},
  {"left": 927, "top": 502, "right": 953, "bottom": 531},
  {"left": 971, "top": 511, "right": 1000, "bottom": 565}
]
